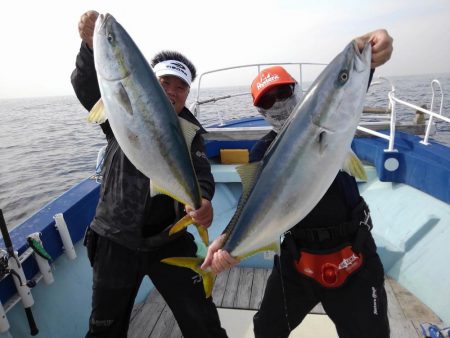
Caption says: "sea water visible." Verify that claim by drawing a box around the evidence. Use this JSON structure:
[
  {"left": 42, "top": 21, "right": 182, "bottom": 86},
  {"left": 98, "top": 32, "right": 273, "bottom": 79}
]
[{"left": 0, "top": 73, "right": 449, "bottom": 229}]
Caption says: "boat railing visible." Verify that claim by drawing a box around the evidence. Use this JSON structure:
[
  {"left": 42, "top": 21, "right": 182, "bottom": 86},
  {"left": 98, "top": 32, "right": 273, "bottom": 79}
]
[
  {"left": 189, "top": 62, "right": 327, "bottom": 124},
  {"left": 190, "top": 64, "right": 449, "bottom": 150},
  {"left": 192, "top": 92, "right": 250, "bottom": 126},
  {"left": 358, "top": 77, "right": 449, "bottom": 151}
]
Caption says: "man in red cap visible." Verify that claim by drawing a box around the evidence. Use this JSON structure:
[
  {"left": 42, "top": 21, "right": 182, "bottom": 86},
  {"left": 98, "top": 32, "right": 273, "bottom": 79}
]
[
  {"left": 250, "top": 66, "right": 300, "bottom": 133},
  {"left": 202, "top": 29, "right": 393, "bottom": 338}
]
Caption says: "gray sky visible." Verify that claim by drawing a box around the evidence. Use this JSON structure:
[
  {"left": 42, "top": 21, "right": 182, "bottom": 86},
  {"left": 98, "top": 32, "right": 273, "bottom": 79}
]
[{"left": 1, "top": 0, "right": 449, "bottom": 99}]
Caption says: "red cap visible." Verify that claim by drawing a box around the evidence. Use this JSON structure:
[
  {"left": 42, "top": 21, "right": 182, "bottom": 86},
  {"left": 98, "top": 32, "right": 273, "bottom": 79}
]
[{"left": 251, "top": 66, "right": 296, "bottom": 106}]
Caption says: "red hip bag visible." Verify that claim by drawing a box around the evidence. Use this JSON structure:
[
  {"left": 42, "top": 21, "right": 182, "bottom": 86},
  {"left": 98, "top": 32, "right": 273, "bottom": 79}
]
[{"left": 294, "top": 245, "right": 363, "bottom": 288}]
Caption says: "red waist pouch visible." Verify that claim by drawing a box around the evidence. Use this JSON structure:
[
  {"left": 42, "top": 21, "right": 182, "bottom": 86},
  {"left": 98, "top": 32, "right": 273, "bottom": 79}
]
[{"left": 294, "top": 245, "right": 363, "bottom": 288}]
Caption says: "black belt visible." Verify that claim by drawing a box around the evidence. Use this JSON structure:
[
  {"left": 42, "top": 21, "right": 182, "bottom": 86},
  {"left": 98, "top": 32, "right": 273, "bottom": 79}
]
[
  {"left": 289, "top": 198, "right": 372, "bottom": 244},
  {"left": 284, "top": 198, "right": 373, "bottom": 257}
]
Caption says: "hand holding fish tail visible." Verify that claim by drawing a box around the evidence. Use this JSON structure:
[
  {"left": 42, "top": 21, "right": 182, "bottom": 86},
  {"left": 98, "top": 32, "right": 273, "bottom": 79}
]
[
  {"left": 170, "top": 198, "right": 212, "bottom": 245},
  {"left": 186, "top": 198, "right": 213, "bottom": 228},
  {"left": 78, "top": 10, "right": 99, "bottom": 49},
  {"left": 354, "top": 29, "right": 393, "bottom": 68},
  {"left": 188, "top": 198, "right": 213, "bottom": 245},
  {"left": 201, "top": 234, "right": 240, "bottom": 274}
]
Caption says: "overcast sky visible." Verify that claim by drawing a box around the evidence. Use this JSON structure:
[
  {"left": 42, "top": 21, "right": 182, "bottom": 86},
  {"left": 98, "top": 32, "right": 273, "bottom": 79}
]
[{"left": 1, "top": 0, "right": 449, "bottom": 99}]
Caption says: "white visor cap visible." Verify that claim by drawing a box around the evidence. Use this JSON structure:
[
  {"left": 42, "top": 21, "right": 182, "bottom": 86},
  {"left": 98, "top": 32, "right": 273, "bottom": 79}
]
[{"left": 153, "top": 60, "right": 192, "bottom": 86}]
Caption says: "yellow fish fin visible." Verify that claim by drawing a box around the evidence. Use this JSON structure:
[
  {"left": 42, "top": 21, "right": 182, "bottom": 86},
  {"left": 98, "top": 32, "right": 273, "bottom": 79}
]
[
  {"left": 178, "top": 117, "right": 200, "bottom": 155},
  {"left": 169, "top": 214, "right": 209, "bottom": 246},
  {"left": 169, "top": 214, "right": 193, "bottom": 235},
  {"left": 161, "top": 257, "right": 216, "bottom": 298},
  {"left": 236, "top": 162, "right": 262, "bottom": 197},
  {"left": 87, "top": 98, "right": 108, "bottom": 124},
  {"left": 195, "top": 224, "right": 209, "bottom": 246},
  {"left": 222, "top": 162, "right": 263, "bottom": 237},
  {"left": 150, "top": 181, "right": 188, "bottom": 204},
  {"left": 342, "top": 150, "right": 368, "bottom": 181}
]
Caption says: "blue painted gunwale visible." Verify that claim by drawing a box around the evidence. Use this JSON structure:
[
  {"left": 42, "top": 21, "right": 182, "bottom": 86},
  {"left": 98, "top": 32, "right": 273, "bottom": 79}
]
[{"left": 0, "top": 178, "right": 99, "bottom": 304}]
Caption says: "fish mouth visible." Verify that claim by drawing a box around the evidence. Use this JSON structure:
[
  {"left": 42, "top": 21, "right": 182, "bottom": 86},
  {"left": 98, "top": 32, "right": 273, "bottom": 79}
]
[
  {"left": 352, "top": 40, "right": 371, "bottom": 72},
  {"left": 95, "top": 13, "right": 112, "bottom": 34}
]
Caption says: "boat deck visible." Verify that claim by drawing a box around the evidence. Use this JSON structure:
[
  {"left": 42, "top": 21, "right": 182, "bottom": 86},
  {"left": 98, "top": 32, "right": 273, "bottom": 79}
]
[{"left": 128, "top": 267, "right": 443, "bottom": 338}]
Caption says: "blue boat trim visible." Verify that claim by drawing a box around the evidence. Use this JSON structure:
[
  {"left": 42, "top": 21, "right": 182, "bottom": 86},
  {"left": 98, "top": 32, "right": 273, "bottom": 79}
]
[
  {"left": 0, "top": 178, "right": 99, "bottom": 304},
  {"left": 352, "top": 131, "right": 450, "bottom": 204}
]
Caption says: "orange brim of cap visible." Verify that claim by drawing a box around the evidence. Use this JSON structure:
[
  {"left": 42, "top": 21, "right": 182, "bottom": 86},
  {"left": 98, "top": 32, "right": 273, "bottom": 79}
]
[
  {"left": 251, "top": 66, "right": 296, "bottom": 106},
  {"left": 253, "top": 79, "right": 296, "bottom": 106}
]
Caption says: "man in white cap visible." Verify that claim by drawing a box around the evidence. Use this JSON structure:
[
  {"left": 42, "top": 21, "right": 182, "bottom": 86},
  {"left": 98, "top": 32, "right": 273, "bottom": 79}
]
[{"left": 71, "top": 10, "right": 227, "bottom": 338}]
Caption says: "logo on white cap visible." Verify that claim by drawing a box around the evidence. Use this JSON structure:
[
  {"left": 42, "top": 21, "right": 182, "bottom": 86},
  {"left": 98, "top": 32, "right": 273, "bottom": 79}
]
[{"left": 153, "top": 60, "right": 192, "bottom": 86}]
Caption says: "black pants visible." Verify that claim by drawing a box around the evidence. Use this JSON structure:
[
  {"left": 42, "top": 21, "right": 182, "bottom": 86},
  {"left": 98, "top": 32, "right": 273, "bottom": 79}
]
[
  {"left": 253, "top": 235, "right": 390, "bottom": 338},
  {"left": 85, "top": 230, "right": 227, "bottom": 338}
]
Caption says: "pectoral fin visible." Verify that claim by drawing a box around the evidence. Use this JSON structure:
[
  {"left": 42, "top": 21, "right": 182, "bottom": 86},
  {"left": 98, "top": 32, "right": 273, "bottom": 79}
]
[
  {"left": 179, "top": 118, "right": 200, "bottom": 154},
  {"left": 87, "top": 99, "right": 108, "bottom": 124},
  {"left": 342, "top": 150, "right": 367, "bottom": 181}
]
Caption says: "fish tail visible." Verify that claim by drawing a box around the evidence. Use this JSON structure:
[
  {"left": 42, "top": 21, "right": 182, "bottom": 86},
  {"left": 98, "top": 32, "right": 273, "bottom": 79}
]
[
  {"left": 169, "top": 214, "right": 193, "bottom": 234},
  {"left": 169, "top": 215, "right": 209, "bottom": 246},
  {"left": 161, "top": 257, "right": 215, "bottom": 298},
  {"left": 195, "top": 224, "right": 209, "bottom": 246}
]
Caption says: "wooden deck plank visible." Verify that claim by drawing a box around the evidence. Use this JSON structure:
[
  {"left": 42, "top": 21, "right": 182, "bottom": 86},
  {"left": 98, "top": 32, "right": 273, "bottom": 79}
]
[
  {"left": 130, "top": 301, "right": 146, "bottom": 322},
  {"left": 221, "top": 267, "right": 241, "bottom": 308},
  {"left": 147, "top": 288, "right": 166, "bottom": 304},
  {"left": 262, "top": 268, "right": 271, "bottom": 292},
  {"left": 129, "top": 268, "right": 441, "bottom": 338},
  {"left": 249, "top": 268, "right": 268, "bottom": 310},
  {"left": 149, "top": 305, "right": 178, "bottom": 338},
  {"left": 234, "top": 267, "right": 254, "bottom": 309},
  {"left": 168, "top": 322, "right": 183, "bottom": 338},
  {"left": 384, "top": 278, "right": 420, "bottom": 338},
  {"left": 129, "top": 300, "right": 165, "bottom": 338},
  {"left": 212, "top": 267, "right": 230, "bottom": 306},
  {"left": 387, "top": 276, "right": 444, "bottom": 336}
]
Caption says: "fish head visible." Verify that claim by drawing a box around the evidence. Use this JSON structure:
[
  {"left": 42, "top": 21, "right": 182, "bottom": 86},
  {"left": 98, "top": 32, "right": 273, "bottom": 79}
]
[
  {"left": 93, "top": 13, "right": 139, "bottom": 82},
  {"left": 300, "top": 40, "right": 371, "bottom": 135}
]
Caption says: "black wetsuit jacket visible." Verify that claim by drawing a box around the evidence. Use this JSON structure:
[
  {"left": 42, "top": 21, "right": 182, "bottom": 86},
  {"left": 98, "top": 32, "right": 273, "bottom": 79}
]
[{"left": 71, "top": 43, "right": 214, "bottom": 251}]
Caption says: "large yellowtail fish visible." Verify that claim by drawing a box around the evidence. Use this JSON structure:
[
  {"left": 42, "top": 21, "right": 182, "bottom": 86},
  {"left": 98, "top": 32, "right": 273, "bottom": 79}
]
[
  {"left": 163, "top": 41, "right": 372, "bottom": 297},
  {"left": 90, "top": 13, "right": 207, "bottom": 244}
]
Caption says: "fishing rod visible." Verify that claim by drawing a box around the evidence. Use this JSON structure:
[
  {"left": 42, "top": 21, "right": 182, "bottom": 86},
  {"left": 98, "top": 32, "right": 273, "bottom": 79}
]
[{"left": 0, "top": 209, "right": 38, "bottom": 336}]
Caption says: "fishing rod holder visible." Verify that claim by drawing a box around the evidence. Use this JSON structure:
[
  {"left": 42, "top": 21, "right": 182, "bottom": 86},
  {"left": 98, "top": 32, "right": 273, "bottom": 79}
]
[
  {"left": 54, "top": 213, "right": 77, "bottom": 260},
  {"left": 0, "top": 250, "right": 35, "bottom": 289}
]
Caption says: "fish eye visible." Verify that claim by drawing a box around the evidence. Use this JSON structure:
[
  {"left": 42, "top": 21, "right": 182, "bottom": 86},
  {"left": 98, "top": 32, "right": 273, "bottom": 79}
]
[
  {"left": 338, "top": 70, "right": 349, "bottom": 84},
  {"left": 107, "top": 33, "right": 114, "bottom": 43}
]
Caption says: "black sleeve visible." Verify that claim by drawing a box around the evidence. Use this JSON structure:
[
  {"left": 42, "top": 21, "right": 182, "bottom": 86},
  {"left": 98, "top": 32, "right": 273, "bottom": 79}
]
[
  {"left": 70, "top": 42, "right": 101, "bottom": 112},
  {"left": 191, "top": 133, "right": 215, "bottom": 201},
  {"left": 249, "top": 130, "right": 277, "bottom": 163}
]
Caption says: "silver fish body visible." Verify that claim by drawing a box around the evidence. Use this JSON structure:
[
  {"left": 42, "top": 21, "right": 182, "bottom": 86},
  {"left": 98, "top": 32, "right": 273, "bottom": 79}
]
[
  {"left": 93, "top": 14, "right": 201, "bottom": 208},
  {"left": 224, "top": 41, "right": 372, "bottom": 258}
]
